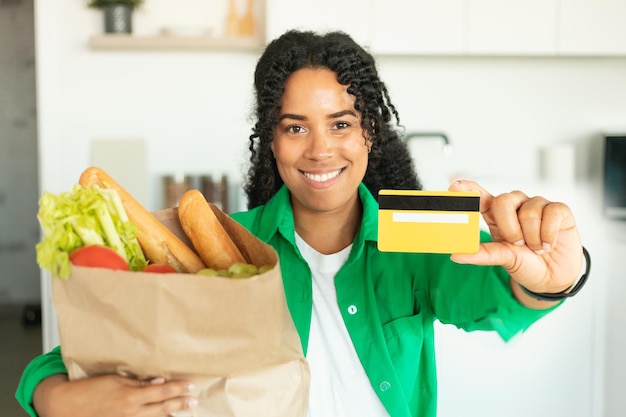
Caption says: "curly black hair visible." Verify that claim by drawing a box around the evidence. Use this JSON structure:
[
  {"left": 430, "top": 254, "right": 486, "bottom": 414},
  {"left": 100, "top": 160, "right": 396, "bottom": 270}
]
[{"left": 243, "top": 30, "right": 421, "bottom": 209}]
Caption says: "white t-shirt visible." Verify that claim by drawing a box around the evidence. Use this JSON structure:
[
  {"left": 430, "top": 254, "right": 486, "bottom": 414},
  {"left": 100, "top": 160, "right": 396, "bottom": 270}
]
[{"left": 295, "top": 233, "right": 389, "bottom": 417}]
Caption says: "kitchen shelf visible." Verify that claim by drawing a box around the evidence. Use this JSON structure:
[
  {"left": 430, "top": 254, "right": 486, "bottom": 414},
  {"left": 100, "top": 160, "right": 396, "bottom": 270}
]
[{"left": 88, "top": 34, "right": 265, "bottom": 52}]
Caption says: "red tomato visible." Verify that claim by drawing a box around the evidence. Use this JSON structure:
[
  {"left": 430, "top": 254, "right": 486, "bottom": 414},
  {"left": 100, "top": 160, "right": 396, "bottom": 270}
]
[
  {"left": 142, "top": 264, "right": 178, "bottom": 273},
  {"left": 69, "top": 245, "right": 129, "bottom": 271}
]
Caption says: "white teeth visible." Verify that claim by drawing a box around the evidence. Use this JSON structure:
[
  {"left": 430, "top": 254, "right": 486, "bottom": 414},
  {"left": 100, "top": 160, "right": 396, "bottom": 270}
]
[{"left": 303, "top": 169, "right": 342, "bottom": 182}]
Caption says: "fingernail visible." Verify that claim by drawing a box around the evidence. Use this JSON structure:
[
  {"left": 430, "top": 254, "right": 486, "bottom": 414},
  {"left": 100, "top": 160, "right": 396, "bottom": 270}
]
[
  {"left": 186, "top": 383, "right": 195, "bottom": 393},
  {"left": 513, "top": 239, "right": 525, "bottom": 246},
  {"left": 450, "top": 256, "right": 462, "bottom": 264},
  {"left": 542, "top": 242, "right": 552, "bottom": 253},
  {"left": 150, "top": 377, "right": 165, "bottom": 384},
  {"left": 187, "top": 398, "right": 199, "bottom": 408}
]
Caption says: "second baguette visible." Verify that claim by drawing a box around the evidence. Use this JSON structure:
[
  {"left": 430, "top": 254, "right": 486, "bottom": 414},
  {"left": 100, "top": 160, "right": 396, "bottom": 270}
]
[{"left": 178, "top": 189, "right": 247, "bottom": 270}]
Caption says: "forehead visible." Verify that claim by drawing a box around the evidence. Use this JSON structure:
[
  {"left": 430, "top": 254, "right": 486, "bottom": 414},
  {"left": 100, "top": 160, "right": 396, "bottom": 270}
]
[{"left": 281, "top": 68, "right": 356, "bottom": 112}]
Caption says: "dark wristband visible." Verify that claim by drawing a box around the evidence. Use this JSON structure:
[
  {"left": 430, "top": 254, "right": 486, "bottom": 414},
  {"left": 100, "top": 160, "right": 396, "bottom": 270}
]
[{"left": 519, "top": 246, "right": 591, "bottom": 301}]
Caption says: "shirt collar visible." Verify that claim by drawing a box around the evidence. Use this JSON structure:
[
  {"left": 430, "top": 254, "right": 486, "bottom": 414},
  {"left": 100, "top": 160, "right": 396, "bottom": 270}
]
[
  {"left": 357, "top": 182, "right": 379, "bottom": 244},
  {"left": 256, "top": 184, "right": 296, "bottom": 245}
]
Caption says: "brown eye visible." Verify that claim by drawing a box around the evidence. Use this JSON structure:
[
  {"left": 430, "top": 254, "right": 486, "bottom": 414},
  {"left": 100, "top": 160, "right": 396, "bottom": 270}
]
[{"left": 287, "top": 125, "right": 305, "bottom": 134}]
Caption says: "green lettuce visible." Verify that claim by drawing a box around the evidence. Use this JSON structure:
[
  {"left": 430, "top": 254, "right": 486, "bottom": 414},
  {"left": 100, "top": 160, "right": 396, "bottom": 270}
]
[{"left": 36, "top": 184, "right": 148, "bottom": 278}]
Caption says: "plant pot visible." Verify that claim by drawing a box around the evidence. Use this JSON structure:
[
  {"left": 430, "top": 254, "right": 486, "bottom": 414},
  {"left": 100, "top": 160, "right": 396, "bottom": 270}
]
[{"left": 103, "top": 4, "right": 133, "bottom": 34}]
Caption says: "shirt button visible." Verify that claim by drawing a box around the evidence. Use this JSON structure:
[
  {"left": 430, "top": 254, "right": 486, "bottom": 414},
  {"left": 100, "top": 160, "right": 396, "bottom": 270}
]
[
  {"left": 347, "top": 305, "right": 358, "bottom": 315},
  {"left": 379, "top": 381, "right": 392, "bottom": 392}
]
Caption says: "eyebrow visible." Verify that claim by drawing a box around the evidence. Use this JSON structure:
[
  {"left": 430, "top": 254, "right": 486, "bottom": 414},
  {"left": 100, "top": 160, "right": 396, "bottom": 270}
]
[{"left": 278, "top": 109, "right": 358, "bottom": 122}]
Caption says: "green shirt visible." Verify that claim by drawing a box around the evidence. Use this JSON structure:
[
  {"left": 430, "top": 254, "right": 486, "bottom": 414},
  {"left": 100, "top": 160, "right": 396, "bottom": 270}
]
[{"left": 16, "top": 183, "right": 558, "bottom": 417}]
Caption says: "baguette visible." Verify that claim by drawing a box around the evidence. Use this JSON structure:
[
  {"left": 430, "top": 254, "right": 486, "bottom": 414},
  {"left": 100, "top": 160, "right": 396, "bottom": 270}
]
[
  {"left": 177, "top": 189, "right": 247, "bottom": 270},
  {"left": 206, "top": 202, "right": 276, "bottom": 268},
  {"left": 78, "top": 166, "right": 206, "bottom": 273}
]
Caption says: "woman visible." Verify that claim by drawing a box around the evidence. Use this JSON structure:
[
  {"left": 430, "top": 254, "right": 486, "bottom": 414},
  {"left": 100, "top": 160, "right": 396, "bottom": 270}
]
[{"left": 17, "top": 30, "right": 587, "bottom": 417}]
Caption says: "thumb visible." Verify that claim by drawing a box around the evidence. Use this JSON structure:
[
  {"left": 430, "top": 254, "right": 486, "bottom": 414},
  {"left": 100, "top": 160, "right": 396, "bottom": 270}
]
[
  {"left": 448, "top": 179, "right": 495, "bottom": 216},
  {"left": 450, "top": 242, "right": 516, "bottom": 269}
]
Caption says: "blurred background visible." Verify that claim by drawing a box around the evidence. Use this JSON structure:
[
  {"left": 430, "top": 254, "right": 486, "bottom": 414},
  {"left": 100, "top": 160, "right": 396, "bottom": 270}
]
[{"left": 2, "top": 0, "right": 626, "bottom": 416}]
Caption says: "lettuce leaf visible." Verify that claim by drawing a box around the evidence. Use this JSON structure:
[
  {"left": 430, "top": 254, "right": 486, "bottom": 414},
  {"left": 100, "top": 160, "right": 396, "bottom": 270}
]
[{"left": 36, "top": 184, "right": 148, "bottom": 278}]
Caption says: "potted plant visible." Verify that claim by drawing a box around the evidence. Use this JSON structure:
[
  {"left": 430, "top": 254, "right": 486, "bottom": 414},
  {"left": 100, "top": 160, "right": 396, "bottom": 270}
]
[{"left": 88, "top": 0, "right": 145, "bottom": 34}]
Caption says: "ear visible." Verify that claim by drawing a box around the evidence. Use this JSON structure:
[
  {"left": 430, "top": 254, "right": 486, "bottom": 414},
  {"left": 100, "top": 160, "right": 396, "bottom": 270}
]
[{"left": 270, "top": 140, "right": 276, "bottom": 156}]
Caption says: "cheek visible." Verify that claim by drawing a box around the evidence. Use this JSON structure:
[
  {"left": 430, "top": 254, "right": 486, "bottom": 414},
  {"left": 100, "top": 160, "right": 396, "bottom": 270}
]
[
  {"left": 271, "top": 139, "right": 295, "bottom": 167},
  {"left": 271, "top": 139, "right": 289, "bottom": 162},
  {"left": 344, "top": 139, "right": 370, "bottom": 160}
]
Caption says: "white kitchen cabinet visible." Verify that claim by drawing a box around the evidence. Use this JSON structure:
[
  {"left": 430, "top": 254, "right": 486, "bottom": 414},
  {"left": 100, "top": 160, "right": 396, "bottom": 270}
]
[
  {"left": 467, "top": 0, "right": 557, "bottom": 55},
  {"left": 370, "top": 0, "right": 558, "bottom": 56},
  {"left": 559, "top": 0, "right": 626, "bottom": 55},
  {"left": 264, "top": 0, "right": 370, "bottom": 47},
  {"left": 266, "top": 0, "right": 626, "bottom": 57},
  {"left": 369, "top": 0, "right": 466, "bottom": 55},
  {"left": 84, "top": 0, "right": 626, "bottom": 57}
]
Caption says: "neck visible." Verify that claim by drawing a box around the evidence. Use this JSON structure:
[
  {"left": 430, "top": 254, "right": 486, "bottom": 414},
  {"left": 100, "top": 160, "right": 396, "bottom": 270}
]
[{"left": 293, "top": 194, "right": 362, "bottom": 255}]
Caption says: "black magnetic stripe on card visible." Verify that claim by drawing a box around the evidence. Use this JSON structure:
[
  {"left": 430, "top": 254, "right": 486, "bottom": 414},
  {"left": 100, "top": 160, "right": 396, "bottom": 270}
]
[{"left": 378, "top": 195, "right": 480, "bottom": 212}]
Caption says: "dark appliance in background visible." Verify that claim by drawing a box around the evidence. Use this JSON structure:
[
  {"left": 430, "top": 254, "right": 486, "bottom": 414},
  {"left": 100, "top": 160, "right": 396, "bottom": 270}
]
[{"left": 603, "top": 134, "right": 626, "bottom": 219}]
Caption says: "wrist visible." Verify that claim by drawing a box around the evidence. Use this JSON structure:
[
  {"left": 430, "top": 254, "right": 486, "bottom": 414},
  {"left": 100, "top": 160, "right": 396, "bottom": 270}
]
[{"left": 519, "top": 246, "right": 591, "bottom": 301}]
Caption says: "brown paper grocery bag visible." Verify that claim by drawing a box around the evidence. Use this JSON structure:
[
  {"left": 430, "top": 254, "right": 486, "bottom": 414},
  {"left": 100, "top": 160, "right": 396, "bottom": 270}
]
[{"left": 51, "top": 208, "right": 310, "bottom": 417}]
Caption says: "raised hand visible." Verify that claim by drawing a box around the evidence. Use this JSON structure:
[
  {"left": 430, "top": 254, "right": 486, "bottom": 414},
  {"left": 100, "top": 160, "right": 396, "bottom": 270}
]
[{"left": 448, "top": 180, "right": 584, "bottom": 302}]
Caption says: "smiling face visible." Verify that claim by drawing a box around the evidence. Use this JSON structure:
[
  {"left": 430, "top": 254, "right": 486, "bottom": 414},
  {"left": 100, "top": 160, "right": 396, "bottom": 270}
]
[{"left": 271, "top": 67, "right": 370, "bottom": 217}]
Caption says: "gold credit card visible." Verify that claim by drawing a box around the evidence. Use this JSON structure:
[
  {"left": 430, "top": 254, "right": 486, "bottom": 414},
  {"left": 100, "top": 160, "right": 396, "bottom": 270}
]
[{"left": 378, "top": 189, "right": 481, "bottom": 254}]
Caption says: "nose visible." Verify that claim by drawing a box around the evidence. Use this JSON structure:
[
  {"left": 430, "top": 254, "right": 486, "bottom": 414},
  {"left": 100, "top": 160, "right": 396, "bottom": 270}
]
[{"left": 305, "top": 129, "right": 334, "bottom": 160}]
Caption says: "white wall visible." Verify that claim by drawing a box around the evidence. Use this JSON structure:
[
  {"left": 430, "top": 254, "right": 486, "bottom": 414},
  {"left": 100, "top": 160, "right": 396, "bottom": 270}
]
[
  {"left": 34, "top": 1, "right": 626, "bottom": 417},
  {"left": 378, "top": 56, "right": 625, "bottom": 186},
  {"left": 604, "top": 222, "right": 626, "bottom": 416}
]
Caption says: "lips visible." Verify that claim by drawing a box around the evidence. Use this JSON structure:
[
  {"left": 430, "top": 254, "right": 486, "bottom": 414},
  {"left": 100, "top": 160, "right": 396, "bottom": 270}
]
[{"left": 301, "top": 168, "right": 343, "bottom": 183}]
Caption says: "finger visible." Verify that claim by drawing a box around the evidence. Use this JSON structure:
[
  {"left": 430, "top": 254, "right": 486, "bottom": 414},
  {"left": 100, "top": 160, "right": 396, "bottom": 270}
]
[
  {"left": 448, "top": 180, "right": 494, "bottom": 215},
  {"left": 538, "top": 202, "right": 574, "bottom": 252},
  {"left": 148, "top": 377, "right": 165, "bottom": 385},
  {"left": 135, "top": 377, "right": 166, "bottom": 388},
  {"left": 489, "top": 190, "right": 530, "bottom": 244},
  {"left": 117, "top": 377, "right": 163, "bottom": 391},
  {"left": 516, "top": 196, "right": 550, "bottom": 252},
  {"left": 138, "top": 380, "right": 196, "bottom": 405},
  {"left": 141, "top": 395, "right": 199, "bottom": 417}
]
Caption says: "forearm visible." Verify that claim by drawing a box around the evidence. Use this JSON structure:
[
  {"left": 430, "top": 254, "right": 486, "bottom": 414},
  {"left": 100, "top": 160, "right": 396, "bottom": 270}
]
[
  {"left": 32, "top": 374, "right": 70, "bottom": 417},
  {"left": 15, "top": 345, "right": 68, "bottom": 417}
]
